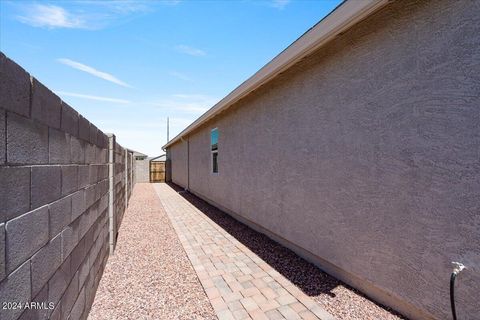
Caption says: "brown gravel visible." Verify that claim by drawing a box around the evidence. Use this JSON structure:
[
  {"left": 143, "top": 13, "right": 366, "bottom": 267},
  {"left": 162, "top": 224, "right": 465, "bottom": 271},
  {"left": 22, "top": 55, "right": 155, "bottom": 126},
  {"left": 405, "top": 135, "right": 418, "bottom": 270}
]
[
  {"left": 88, "top": 183, "right": 216, "bottom": 320},
  {"left": 169, "top": 183, "right": 407, "bottom": 320}
]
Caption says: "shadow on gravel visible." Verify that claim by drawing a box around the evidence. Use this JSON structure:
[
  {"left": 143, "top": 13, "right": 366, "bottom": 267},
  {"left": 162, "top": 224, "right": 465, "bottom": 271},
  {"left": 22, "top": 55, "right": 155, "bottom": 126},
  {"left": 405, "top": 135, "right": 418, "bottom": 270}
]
[
  {"left": 166, "top": 182, "right": 340, "bottom": 297},
  {"left": 165, "top": 182, "right": 407, "bottom": 319}
]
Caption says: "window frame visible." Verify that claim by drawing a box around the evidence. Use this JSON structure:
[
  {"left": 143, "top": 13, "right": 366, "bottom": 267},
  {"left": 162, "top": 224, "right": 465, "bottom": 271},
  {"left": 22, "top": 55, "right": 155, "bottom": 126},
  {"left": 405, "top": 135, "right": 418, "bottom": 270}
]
[{"left": 210, "top": 128, "right": 219, "bottom": 175}]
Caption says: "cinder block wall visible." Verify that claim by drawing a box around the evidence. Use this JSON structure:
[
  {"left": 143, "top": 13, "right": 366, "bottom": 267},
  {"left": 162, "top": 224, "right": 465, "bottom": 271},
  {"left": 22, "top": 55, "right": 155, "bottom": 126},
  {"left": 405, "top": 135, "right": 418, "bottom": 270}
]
[
  {"left": 0, "top": 53, "right": 134, "bottom": 320},
  {"left": 127, "top": 152, "right": 133, "bottom": 198},
  {"left": 113, "top": 142, "right": 126, "bottom": 234}
]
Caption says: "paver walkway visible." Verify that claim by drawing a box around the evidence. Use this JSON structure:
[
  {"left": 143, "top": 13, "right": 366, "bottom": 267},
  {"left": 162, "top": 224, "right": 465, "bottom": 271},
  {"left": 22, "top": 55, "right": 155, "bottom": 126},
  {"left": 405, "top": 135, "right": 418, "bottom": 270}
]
[{"left": 154, "top": 183, "right": 335, "bottom": 320}]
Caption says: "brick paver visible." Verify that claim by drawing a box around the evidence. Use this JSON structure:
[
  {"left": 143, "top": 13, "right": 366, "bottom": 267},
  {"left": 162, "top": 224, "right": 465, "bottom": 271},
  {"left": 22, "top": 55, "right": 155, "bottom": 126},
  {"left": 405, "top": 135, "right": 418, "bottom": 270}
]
[{"left": 154, "top": 184, "right": 335, "bottom": 320}]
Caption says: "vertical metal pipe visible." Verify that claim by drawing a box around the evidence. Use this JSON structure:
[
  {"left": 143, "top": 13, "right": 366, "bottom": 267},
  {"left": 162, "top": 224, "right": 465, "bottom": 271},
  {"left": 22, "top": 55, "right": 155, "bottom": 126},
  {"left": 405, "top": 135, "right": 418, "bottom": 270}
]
[{"left": 108, "top": 134, "right": 115, "bottom": 254}]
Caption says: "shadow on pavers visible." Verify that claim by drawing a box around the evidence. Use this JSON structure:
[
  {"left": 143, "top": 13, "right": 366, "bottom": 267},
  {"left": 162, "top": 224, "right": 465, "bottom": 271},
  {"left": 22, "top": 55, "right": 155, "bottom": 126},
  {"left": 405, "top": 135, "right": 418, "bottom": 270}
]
[
  {"left": 164, "top": 182, "right": 406, "bottom": 319},
  {"left": 166, "top": 182, "right": 344, "bottom": 298}
]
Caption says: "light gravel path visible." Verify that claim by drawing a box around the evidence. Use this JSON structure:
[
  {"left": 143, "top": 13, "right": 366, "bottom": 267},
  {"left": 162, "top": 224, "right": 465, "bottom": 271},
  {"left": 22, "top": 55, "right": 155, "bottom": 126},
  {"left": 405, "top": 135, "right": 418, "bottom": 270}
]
[
  {"left": 155, "top": 183, "right": 406, "bottom": 320},
  {"left": 88, "top": 183, "right": 216, "bottom": 320},
  {"left": 154, "top": 183, "right": 335, "bottom": 320}
]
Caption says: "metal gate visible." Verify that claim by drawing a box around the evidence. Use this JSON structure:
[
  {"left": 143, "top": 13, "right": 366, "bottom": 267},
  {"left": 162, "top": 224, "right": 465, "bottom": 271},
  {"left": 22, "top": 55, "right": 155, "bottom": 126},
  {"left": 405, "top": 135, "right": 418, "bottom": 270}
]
[{"left": 150, "top": 161, "right": 165, "bottom": 182}]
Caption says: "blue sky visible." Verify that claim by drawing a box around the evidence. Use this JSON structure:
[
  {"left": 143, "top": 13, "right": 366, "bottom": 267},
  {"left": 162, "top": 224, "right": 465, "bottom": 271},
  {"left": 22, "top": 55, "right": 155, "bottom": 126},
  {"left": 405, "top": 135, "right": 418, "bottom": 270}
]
[{"left": 0, "top": 0, "right": 341, "bottom": 156}]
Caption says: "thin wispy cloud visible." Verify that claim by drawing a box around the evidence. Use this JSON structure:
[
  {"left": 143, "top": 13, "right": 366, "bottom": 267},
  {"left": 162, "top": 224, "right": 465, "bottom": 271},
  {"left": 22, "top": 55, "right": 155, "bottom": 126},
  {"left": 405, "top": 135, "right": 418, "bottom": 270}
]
[
  {"left": 16, "top": 4, "right": 87, "bottom": 29},
  {"left": 76, "top": 1, "right": 152, "bottom": 14},
  {"left": 163, "top": 0, "right": 182, "bottom": 5},
  {"left": 169, "top": 71, "right": 193, "bottom": 82},
  {"left": 57, "top": 58, "right": 132, "bottom": 88},
  {"left": 56, "top": 91, "right": 131, "bottom": 104},
  {"left": 271, "top": 0, "right": 290, "bottom": 10},
  {"left": 13, "top": 1, "right": 163, "bottom": 30},
  {"left": 150, "top": 94, "right": 219, "bottom": 114},
  {"left": 175, "top": 45, "right": 207, "bottom": 57}
]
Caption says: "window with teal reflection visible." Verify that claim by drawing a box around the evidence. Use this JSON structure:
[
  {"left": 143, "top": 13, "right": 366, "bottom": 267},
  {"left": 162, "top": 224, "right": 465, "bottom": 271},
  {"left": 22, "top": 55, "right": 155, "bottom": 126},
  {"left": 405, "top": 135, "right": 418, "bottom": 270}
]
[{"left": 211, "top": 128, "right": 218, "bottom": 173}]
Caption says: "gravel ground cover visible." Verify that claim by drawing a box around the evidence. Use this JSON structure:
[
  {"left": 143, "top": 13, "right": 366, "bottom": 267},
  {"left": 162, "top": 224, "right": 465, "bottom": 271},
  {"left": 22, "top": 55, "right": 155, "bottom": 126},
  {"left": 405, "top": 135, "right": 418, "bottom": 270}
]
[
  {"left": 88, "top": 183, "right": 216, "bottom": 320},
  {"left": 169, "top": 183, "right": 406, "bottom": 320}
]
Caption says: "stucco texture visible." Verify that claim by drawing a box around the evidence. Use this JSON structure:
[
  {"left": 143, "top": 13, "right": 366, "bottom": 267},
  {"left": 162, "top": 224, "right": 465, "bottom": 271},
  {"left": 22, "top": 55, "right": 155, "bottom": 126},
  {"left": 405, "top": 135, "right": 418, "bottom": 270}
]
[
  {"left": 167, "top": 1, "right": 480, "bottom": 319},
  {"left": 170, "top": 141, "right": 188, "bottom": 188}
]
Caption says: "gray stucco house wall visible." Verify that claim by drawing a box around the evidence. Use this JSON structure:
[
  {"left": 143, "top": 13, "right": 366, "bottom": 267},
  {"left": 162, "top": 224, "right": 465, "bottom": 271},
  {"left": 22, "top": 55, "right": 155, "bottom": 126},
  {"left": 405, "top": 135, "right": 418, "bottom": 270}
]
[
  {"left": 170, "top": 142, "right": 188, "bottom": 188},
  {"left": 166, "top": 1, "right": 480, "bottom": 319}
]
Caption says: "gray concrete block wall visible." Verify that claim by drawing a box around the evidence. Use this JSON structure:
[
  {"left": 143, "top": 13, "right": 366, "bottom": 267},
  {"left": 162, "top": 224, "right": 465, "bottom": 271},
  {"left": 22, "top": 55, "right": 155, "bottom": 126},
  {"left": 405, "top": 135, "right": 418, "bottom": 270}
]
[
  {"left": 112, "top": 143, "right": 126, "bottom": 236},
  {"left": 103, "top": 135, "right": 132, "bottom": 253},
  {"left": 131, "top": 156, "right": 136, "bottom": 187},
  {"left": 0, "top": 52, "right": 135, "bottom": 320},
  {"left": 127, "top": 152, "right": 133, "bottom": 199}
]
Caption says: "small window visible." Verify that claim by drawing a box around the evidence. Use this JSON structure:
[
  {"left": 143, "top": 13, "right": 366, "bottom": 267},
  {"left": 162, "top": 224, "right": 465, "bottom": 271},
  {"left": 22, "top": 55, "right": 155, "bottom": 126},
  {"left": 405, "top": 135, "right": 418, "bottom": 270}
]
[{"left": 211, "top": 128, "right": 218, "bottom": 173}]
